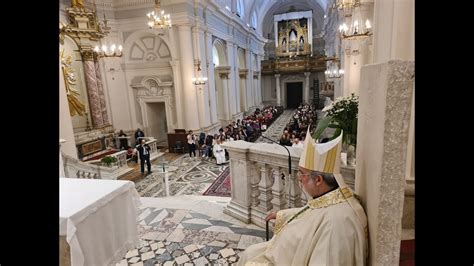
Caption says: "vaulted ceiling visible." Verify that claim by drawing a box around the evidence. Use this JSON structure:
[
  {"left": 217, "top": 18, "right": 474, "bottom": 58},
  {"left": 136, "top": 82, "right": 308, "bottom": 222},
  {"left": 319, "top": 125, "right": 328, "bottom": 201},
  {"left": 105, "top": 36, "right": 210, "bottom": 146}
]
[{"left": 76, "top": 0, "right": 328, "bottom": 39}]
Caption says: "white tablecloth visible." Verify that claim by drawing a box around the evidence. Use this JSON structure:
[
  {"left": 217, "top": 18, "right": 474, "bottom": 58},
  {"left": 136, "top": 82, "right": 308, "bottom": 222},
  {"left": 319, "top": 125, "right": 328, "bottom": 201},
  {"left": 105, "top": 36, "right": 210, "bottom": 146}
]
[{"left": 60, "top": 178, "right": 141, "bottom": 266}]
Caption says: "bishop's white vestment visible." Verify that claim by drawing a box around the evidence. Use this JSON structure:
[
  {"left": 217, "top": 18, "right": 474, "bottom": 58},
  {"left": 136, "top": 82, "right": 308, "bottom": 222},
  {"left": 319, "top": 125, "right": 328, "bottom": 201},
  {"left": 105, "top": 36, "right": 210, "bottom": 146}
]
[{"left": 237, "top": 188, "right": 368, "bottom": 266}]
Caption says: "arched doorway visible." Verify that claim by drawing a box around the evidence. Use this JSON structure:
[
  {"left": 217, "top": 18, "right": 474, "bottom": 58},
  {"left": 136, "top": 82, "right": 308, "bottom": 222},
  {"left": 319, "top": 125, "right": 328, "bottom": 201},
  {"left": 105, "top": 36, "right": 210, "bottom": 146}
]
[{"left": 123, "top": 32, "right": 176, "bottom": 145}]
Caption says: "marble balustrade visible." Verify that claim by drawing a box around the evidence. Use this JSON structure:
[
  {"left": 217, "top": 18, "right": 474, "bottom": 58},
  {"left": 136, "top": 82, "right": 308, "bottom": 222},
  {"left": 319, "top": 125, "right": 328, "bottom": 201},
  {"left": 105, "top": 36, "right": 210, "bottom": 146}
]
[{"left": 222, "top": 140, "right": 305, "bottom": 229}]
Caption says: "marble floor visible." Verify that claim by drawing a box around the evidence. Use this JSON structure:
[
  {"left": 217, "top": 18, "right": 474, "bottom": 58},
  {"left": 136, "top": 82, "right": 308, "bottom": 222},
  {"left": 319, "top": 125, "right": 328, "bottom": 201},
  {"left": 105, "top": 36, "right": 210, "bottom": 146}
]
[
  {"left": 135, "top": 155, "right": 228, "bottom": 198},
  {"left": 117, "top": 196, "right": 265, "bottom": 266},
  {"left": 256, "top": 109, "right": 295, "bottom": 143}
]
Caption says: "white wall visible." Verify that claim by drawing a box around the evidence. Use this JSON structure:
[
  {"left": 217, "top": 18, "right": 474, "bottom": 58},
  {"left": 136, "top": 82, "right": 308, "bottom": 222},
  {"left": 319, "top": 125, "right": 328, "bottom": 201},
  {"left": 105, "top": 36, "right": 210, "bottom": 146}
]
[{"left": 262, "top": 75, "right": 276, "bottom": 103}]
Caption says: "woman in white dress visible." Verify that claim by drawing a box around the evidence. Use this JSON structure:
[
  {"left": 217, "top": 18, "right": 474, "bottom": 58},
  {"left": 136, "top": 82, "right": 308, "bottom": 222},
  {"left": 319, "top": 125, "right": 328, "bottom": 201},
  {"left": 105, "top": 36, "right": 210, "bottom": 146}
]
[{"left": 213, "top": 139, "right": 226, "bottom": 165}]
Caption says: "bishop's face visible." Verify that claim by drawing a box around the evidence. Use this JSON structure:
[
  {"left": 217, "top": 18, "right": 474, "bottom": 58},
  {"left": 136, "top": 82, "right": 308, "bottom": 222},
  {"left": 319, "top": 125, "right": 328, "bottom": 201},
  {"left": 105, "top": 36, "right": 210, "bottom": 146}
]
[{"left": 297, "top": 167, "right": 314, "bottom": 197}]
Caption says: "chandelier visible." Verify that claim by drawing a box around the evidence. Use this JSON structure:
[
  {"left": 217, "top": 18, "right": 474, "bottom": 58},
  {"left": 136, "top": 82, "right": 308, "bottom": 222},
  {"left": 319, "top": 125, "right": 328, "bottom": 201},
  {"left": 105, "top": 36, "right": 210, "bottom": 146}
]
[
  {"left": 94, "top": 44, "right": 123, "bottom": 58},
  {"left": 147, "top": 0, "right": 172, "bottom": 30},
  {"left": 332, "top": 0, "right": 353, "bottom": 17},
  {"left": 338, "top": 0, "right": 372, "bottom": 40},
  {"left": 325, "top": 60, "right": 344, "bottom": 79}
]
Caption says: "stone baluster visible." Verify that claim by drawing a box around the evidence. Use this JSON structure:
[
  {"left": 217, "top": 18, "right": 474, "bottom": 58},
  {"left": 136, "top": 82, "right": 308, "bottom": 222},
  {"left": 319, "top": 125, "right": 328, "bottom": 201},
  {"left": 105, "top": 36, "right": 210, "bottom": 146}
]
[
  {"left": 257, "top": 163, "right": 274, "bottom": 212},
  {"left": 288, "top": 168, "right": 303, "bottom": 207},
  {"left": 149, "top": 140, "right": 158, "bottom": 154},
  {"left": 250, "top": 162, "right": 261, "bottom": 207},
  {"left": 271, "top": 166, "right": 287, "bottom": 211}
]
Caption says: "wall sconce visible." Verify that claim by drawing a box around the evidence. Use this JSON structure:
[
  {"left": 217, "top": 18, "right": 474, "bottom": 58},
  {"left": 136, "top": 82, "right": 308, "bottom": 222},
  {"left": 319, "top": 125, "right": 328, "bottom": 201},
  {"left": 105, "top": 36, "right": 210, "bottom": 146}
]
[
  {"left": 192, "top": 59, "right": 207, "bottom": 87},
  {"left": 192, "top": 77, "right": 208, "bottom": 85}
]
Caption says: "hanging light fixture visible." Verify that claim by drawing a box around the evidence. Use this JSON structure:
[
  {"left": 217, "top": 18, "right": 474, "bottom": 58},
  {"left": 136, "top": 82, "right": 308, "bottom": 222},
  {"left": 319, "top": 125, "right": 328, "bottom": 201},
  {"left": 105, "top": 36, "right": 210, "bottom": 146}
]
[
  {"left": 147, "top": 0, "right": 172, "bottom": 30},
  {"left": 338, "top": 0, "right": 372, "bottom": 40},
  {"left": 325, "top": 60, "right": 344, "bottom": 79}
]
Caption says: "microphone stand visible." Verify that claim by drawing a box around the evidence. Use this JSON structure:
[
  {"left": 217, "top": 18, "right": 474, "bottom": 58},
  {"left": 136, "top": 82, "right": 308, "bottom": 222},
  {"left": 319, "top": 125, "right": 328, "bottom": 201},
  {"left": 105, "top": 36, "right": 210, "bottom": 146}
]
[
  {"left": 260, "top": 135, "right": 293, "bottom": 241},
  {"left": 260, "top": 135, "right": 292, "bottom": 181}
]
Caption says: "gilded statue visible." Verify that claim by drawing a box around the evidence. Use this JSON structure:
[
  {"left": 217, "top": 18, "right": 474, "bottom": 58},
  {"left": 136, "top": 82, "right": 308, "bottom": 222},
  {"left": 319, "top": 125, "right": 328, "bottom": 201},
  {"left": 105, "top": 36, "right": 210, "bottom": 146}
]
[
  {"left": 71, "top": 0, "right": 84, "bottom": 8},
  {"left": 60, "top": 49, "right": 86, "bottom": 117}
]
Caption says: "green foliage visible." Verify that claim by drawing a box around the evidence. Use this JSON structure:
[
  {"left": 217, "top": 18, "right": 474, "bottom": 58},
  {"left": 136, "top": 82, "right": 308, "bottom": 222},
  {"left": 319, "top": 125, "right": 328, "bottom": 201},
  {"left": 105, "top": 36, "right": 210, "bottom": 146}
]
[
  {"left": 101, "top": 156, "right": 117, "bottom": 167},
  {"left": 313, "top": 93, "right": 359, "bottom": 145}
]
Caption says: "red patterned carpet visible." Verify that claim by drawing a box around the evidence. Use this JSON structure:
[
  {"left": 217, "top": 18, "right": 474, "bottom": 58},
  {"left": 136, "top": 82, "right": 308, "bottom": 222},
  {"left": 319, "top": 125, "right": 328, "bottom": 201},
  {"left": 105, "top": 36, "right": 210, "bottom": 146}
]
[{"left": 203, "top": 166, "right": 231, "bottom": 197}]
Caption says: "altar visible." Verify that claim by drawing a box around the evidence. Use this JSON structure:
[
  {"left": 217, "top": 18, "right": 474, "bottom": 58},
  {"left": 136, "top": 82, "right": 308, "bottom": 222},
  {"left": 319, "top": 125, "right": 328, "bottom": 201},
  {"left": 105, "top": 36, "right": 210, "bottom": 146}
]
[{"left": 59, "top": 178, "right": 141, "bottom": 266}]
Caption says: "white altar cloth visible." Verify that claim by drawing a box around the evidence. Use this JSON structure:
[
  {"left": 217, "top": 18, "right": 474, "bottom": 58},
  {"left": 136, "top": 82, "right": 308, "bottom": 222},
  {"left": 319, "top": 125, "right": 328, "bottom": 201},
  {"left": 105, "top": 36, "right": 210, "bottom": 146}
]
[{"left": 60, "top": 178, "right": 141, "bottom": 266}]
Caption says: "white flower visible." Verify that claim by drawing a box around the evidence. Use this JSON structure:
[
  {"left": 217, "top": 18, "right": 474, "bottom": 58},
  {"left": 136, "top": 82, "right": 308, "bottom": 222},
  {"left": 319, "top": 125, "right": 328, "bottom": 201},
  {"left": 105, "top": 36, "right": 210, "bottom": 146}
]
[{"left": 322, "top": 104, "right": 333, "bottom": 112}]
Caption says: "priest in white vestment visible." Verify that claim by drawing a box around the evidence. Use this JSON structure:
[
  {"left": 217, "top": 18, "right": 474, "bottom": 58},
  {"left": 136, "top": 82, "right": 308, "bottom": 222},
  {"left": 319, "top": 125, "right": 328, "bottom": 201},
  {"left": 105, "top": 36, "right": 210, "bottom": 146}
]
[
  {"left": 237, "top": 130, "right": 368, "bottom": 265},
  {"left": 213, "top": 139, "right": 226, "bottom": 165}
]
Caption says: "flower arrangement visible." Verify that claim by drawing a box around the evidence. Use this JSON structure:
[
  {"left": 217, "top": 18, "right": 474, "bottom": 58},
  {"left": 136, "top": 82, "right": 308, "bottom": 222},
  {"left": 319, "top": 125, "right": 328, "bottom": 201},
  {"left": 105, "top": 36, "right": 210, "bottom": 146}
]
[
  {"left": 101, "top": 156, "right": 118, "bottom": 167},
  {"left": 313, "top": 93, "right": 359, "bottom": 146}
]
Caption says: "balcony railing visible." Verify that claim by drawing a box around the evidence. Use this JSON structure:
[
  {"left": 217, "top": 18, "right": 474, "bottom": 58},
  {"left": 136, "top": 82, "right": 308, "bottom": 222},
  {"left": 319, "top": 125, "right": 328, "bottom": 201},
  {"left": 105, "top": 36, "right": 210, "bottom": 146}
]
[{"left": 222, "top": 140, "right": 355, "bottom": 229}]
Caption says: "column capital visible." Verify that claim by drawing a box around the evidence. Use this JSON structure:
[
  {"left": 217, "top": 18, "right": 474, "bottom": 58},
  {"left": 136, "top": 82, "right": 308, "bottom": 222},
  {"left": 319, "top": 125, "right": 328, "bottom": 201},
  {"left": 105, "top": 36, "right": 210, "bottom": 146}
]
[
  {"left": 304, "top": 72, "right": 311, "bottom": 77},
  {"left": 275, "top": 74, "right": 281, "bottom": 78},
  {"left": 219, "top": 73, "right": 229, "bottom": 79},
  {"left": 80, "top": 49, "right": 94, "bottom": 61}
]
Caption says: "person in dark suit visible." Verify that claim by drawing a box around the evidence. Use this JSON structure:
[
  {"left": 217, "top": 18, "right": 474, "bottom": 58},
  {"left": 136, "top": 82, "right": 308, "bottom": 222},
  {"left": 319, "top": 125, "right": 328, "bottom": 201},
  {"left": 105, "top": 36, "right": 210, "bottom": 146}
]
[{"left": 136, "top": 139, "right": 152, "bottom": 176}]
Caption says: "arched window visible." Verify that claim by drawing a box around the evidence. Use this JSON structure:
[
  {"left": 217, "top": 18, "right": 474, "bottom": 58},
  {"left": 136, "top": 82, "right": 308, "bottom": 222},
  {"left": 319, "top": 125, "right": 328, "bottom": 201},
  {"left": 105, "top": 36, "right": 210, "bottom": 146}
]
[
  {"left": 213, "top": 46, "right": 220, "bottom": 67},
  {"left": 236, "top": 0, "right": 244, "bottom": 18},
  {"left": 251, "top": 11, "right": 257, "bottom": 29}
]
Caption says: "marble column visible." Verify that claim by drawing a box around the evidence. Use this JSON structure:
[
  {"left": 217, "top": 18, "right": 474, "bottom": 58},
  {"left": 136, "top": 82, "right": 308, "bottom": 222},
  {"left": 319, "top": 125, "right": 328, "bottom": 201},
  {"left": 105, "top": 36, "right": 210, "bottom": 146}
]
[
  {"left": 246, "top": 50, "right": 252, "bottom": 111},
  {"left": 205, "top": 32, "right": 218, "bottom": 124},
  {"left": 233, "top": 44, "right": 241, "bottom": 114},
  {"left": 373, "top": 0, "right": 414, "bottom": 63},
  {"left": 275, "top": 74, "right": 281, "bottom": 105},
  {"left": 226, "top": 42, "right": 237, "bottom": 116},
  {"left": 239, "top": 72, "right": 248, "bottom": 111},
  {"left": 304, "top": 72, "right": 311, "bottom": 103},
  {"left": 219, "top": 72, "right": 230, "bottom": 120},
  {"left": 342, "top": 44, "right": 352, "bottom": 97},
  {"left": 81, "top": 49, "right": 103, "bottom": 128},
  {"left": 94, "top": 58, "right": 109, "bottom": 125},
  {"left": 178, "top": 25, "right": 200, "bottom": 130},
  {"left": 253, "top": 75, "right": 258, "bottom": 107},
  {"left": 170, "top": 60, "right": 184, "bottom": 128},
  {"left": 356, "top": 60, "right": 414, "bottom": 266},
  {"left": 256, "top": 55, "right": 262, "bottom": 105}
]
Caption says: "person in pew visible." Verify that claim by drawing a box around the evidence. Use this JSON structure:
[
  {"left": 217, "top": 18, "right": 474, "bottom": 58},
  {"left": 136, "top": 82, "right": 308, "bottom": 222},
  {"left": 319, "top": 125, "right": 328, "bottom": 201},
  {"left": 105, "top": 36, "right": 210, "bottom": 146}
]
[
  {"left": 237, "top": 130, "right": 368, "bottom": 265},
  {"left": 213, "top": 139, "right": 226, "bottom": 165}
]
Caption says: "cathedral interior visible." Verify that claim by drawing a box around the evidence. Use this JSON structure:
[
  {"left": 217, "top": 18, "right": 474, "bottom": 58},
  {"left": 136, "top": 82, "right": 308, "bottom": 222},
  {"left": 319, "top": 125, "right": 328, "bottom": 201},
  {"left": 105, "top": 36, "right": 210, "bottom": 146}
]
[{"left": 59, "top": 0, "right": 414, "bottom": 265}]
